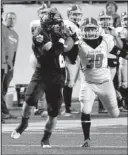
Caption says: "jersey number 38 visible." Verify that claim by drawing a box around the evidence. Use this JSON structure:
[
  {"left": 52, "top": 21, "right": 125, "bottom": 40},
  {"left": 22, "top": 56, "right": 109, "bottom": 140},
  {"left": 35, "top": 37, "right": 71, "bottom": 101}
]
[{"left": 87, "top": 53, "right": 103, "bottom": 69}]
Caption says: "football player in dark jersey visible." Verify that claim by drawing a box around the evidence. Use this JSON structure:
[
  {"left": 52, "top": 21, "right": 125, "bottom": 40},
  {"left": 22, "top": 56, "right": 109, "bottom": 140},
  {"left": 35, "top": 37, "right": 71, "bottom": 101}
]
[{"left": 11, "top": 8, "right": 74, "bottom": 148}]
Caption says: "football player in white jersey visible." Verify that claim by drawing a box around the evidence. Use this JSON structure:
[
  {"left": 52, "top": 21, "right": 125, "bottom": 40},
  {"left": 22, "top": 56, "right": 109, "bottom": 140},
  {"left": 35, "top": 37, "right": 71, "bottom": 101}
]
[
  {"left": 29, "top": 3, "right": 49, "bottom": 117},
  {"left": 118, "top": 11, "right": 128, "bottom": 110},
  {"left": 77, "top": 17, "right": 126, "bottom": 147},
  {"left": 98, "top": 11, "right": 127, "bottom": 111},
  {"left": 62, "top": 4, "right": 83, "bottom": 116},
  {"left": 98, "top": 11, "right": 120, "bottom": 80},
  {"left": 97, "top": 11, "right": 123, "bottom": 112}
]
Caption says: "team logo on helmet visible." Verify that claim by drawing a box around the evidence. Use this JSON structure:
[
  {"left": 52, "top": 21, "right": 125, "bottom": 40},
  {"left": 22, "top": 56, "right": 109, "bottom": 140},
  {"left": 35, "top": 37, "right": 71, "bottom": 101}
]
[
  {"left": 121, "top": 11, "right": 128, "bottom": 28},
  {"left": 67, "top": 4, "right": 83, "bottom": 25},
  {"left": 81, "top": 17, "right": 100, "bottom": 40},
  {"left": 98, "top": 10, "right": 113, "bottom": 28}
]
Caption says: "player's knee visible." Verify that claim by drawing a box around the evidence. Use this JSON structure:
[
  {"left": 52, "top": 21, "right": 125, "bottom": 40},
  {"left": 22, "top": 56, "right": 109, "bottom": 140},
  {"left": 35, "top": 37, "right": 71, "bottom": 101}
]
[
  {"left": 25, "top": 96, "right": 36, "bottom": 107},
  {"left": 81, "top": 108, "right": 92, "bottom": 114},
  {"left": 109, "top": 107, "right": 120, "bottom": 118},
  {"left": 80, "top": 101, "right": 92, "bottom": 114},
  {"left": 65, "top": 82, "right": 74, "bottom": 88},
  {"left": 48, "top": 110, "right": 59, "bottom": 117}
]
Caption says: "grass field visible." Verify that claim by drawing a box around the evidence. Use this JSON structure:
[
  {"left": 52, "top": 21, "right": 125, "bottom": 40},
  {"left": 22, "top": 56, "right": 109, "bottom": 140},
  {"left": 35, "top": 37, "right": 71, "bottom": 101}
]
[{"left": 2, "top": 110, "right": 127, "bottom": 155}]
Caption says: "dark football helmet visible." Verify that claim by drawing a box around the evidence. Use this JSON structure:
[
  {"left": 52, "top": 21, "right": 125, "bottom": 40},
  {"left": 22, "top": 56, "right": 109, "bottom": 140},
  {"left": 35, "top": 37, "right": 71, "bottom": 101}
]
[{"left": 41, "top": 8, "right": 64, "bottom": 35}]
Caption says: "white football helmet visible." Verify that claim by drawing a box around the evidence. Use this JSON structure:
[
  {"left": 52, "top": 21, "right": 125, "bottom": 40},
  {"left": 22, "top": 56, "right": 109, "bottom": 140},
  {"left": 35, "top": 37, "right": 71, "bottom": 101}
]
[
  {"left": 67, "top": 4, "right": 83, "bottom": 25},
  {"left": 81, "top": 17, "right": 100, "bottom": 40},
  {"left": 121, "top": 11, "right": 128, "bottom": 28},
  {"left": 98, "top": 10, "right": 113, "bottom": 28}
]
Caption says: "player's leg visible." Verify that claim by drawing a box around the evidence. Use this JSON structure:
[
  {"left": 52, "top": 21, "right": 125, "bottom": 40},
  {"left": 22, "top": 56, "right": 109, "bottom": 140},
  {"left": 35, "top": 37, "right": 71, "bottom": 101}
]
[
  {"left": 2, "top": 69, "right": 17, "bottom": 118},
  {"left": 79, "top": 82, "right": 96, "bottom": 147},
  {"left": 112, "top": 65, "right": 124, "bottom": 110},
  {"left": 39, "top": 94, "right": 48, "bottom": 117},
  {"left": 11, "top": 80, "right": 43, "bottom": 139},
  {"left": 119, "top": 59, "right": 128, "bottom": 111},
  {"left": 63, "top": 57, "right": 80, "bottom": 115},
  {"left": 98, "top": 67, "right": 117, "bottom": 113},
  {"left": 33, "top": 91, "right": 47, "bottom": 116},
  {"left": 41, "top": 83, "right": 63, "bottom": 148},
  {"left": 1, "top": 69, "right": 6, "bottom": 123},
  {"left": 99, "top": 80, "right": 120, "bottom": 118}
]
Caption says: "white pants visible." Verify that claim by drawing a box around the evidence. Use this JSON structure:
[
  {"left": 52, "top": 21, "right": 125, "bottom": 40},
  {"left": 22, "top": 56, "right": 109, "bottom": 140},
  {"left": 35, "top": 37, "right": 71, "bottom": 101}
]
[
  {"left": 65, "top": 56, "right": 80, "bottom": 88},
  {"left": 79, "top": 79, "right": 120, "bottom": 118}
]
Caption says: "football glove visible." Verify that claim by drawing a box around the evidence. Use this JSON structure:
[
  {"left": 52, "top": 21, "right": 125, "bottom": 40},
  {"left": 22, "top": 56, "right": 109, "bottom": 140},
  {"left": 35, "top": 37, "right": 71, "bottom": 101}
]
[{"left": 35, "top": 34, "right": 44, "bottom": 43}]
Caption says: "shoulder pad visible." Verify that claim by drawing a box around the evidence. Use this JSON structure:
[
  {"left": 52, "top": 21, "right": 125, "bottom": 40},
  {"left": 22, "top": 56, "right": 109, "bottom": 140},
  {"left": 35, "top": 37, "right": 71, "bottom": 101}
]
[
  {"left": 116, "top": 27, "right": 127, "bottom": 39},
  {"left": 102, "top": 33, "right": 114, "bottom": 42}
]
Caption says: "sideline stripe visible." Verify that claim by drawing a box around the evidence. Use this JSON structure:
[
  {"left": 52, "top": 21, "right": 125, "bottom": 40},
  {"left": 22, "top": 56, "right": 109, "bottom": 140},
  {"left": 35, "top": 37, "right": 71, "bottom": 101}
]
[
  {"left": 2, "top": 131, "right": 127, "bottom": 135},
  {"left": 2, "top": 144, "right": 127, "bottom": 149}
]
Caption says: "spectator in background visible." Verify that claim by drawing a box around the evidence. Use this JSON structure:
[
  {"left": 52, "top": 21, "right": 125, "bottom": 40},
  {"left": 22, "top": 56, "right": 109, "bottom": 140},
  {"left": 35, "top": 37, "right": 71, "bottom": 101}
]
[
  {"left": 99, "top": 1, "right": 122, "bottom": 113},
  {"left": 106, "top": 0, "right": 121, "bottom": 27},
  {"left": 2, "top": 12, "right": 19, "bottom": 119},
  {"left": 1, "top": 3, "right": 9, "bottom": 123}
]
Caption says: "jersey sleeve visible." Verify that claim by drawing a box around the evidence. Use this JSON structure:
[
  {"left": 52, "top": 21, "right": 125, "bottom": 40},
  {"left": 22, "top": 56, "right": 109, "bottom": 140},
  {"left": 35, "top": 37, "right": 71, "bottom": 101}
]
[
  {"left": 103, "top": 34, "right": 115, "bottom": 53},
  {"left": 116, "top": 27, "right": 127, "bottom": 39}
]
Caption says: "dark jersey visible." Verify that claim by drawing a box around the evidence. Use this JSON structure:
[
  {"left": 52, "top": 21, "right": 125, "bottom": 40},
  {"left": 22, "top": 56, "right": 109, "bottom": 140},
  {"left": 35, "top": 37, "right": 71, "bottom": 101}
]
[{"left": 31, "top": 27, "right": 65, "bottom": 86}]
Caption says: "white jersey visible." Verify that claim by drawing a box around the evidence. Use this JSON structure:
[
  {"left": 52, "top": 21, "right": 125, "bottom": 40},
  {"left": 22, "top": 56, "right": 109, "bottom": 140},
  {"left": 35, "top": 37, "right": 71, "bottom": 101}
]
[
  {"left": 30, "top": 20, "right": 40, "bottom": 35},
  {"left": 63, "top": 19, "right": 82, "bottom": 39},
  {"left": 29, "top": 20, "right": 40, "bottom": 69},
  {"left": 100, "top": 27, "right": 117, "bottom": 59},
  {"left": 78, "top": 34, "right": 115, "bottom": 83},
  {"left": 115, "top": 27, "right": 128, "bottom": 40}
]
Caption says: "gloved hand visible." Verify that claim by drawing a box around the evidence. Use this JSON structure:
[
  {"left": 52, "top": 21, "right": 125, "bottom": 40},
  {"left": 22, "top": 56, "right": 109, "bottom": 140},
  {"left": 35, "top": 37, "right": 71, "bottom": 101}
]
[
  {"left": 50, "top": 30, "right": 64, "bottom": 43},
  {"left": 33, "top": 28, "right": 50, "bottom": 46},
  {"left": 35, "top": 34, "right": 44, "bottom": 43}
]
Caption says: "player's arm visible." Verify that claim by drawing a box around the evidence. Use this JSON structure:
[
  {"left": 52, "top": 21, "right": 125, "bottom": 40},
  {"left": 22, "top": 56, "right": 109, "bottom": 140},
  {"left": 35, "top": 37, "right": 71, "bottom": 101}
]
[
  {"left": 13, "top": 33, "right": 19, "bottom": 67},
  {"left": 110, "top": 40, "right": 128, "bottom": 59},
  {"left": 32, "top": 27, "right": 51, "bottom": 62},
  {"left": 119, "top": 39, "right": 128, "bottom": 59},
  {"left": 63, "top": 26, "right": 79, "bottom": 64},
  {"left": 64, "top": 42, "right": 79, "bottom": 64},
  {"left": 32, "top": 27, "right": 65, "bottom": 61},
  {"left": 2, "top": 24, "right": 8, "bottom": 72},
  {"left": 108, "top": 27, "right": 123, "bottom": 49}
]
